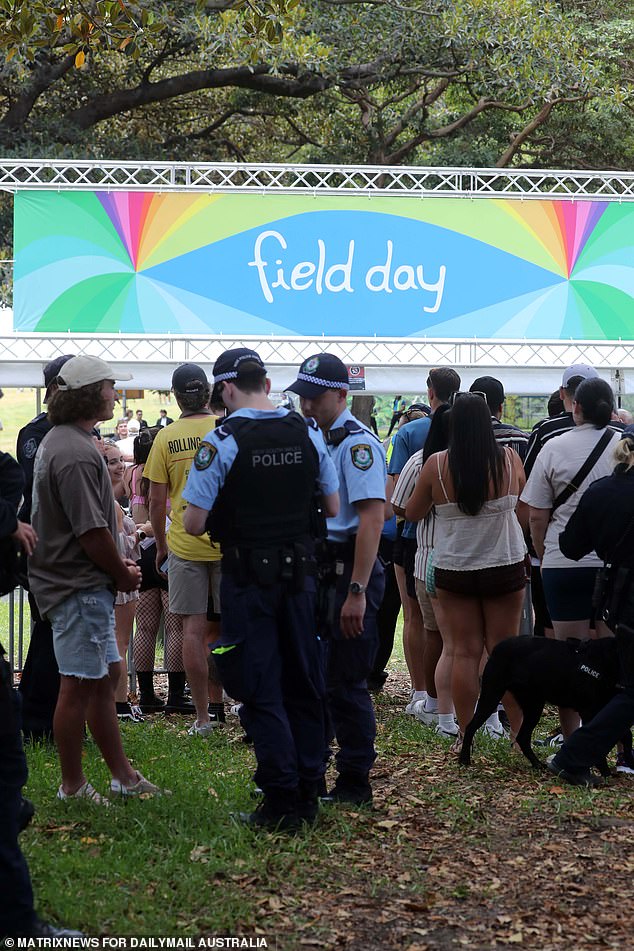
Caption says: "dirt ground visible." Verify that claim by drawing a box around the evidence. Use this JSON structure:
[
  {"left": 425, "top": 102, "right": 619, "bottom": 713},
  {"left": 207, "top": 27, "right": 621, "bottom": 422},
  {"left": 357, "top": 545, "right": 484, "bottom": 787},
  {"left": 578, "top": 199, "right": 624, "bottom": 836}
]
[{"left": 261, "top": 674, "right": 634, "bottom": 950}]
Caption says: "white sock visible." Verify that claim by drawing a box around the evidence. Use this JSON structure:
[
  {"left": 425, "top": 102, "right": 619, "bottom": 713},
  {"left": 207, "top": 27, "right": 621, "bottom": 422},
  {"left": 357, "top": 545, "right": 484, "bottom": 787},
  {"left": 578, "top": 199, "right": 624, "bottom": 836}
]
[
  {"left": 425, "top": 695, "right": 438, "bottom": 713},
  {"left": 485, "top": 711, "right": 502, "bottom": 731},
  {"left": 438, "top": 713, "right": 456, "bottom": 730},
  {"left": 412, "top": 690, "right": 427, "bottom": 702}
]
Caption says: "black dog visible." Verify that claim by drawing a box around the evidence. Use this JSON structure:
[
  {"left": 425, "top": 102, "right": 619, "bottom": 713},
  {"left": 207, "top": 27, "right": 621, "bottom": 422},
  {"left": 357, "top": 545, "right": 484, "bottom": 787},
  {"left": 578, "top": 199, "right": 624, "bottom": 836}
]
[{"left": 459, "top": 636, "right": 631, "bottom": 774}]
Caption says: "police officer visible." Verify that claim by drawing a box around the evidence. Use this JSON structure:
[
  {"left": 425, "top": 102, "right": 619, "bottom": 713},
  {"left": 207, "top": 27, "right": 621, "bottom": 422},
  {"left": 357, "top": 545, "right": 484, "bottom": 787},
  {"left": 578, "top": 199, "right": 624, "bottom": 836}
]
[
  {"left": 287, "top": 353, "right": 387, "bottom": 805},
  {"left": 16, "top": 354, "right": 75, "bottom": 741},
  {"left": 183, "top": 348, "right": 339, "bottom": 831}
]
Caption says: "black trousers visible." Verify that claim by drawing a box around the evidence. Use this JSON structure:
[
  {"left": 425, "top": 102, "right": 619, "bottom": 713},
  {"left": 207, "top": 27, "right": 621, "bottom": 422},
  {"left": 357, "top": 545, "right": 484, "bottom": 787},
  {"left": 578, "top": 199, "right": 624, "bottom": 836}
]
[
  {"left": 18, "top": 593, "right": 59, "bottom": 741},
  {"left": 371, "top": 542, "right": 401, "bottom": 682},
  {"left": 557, "top": 626, "right": 634, "bottom": 772},
  {"left": 0, "top": 658, "right": 35, "bottom": 937}
]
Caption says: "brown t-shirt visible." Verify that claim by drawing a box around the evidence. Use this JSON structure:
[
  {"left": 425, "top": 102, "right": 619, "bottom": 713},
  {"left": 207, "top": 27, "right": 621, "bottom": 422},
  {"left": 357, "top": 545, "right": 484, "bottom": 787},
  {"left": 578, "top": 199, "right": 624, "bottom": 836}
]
[{"left": 29, "top": 424, "right": 118, "bottom": 616}]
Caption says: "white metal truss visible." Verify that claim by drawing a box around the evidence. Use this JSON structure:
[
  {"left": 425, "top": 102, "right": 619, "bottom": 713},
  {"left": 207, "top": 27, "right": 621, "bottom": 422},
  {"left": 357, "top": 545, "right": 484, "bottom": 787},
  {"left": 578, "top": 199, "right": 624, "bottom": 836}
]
[
  {"left": 0, "top": 160, "right": 633, "bottom": 199},
  {"left": 3, "top": 334, "right": 634, "bottom": 370}
]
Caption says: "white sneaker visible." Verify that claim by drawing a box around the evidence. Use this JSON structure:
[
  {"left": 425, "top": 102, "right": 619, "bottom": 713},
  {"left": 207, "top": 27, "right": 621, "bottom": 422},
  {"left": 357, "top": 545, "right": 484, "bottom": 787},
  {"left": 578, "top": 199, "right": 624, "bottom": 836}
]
[
  {"left": 413, "top": 699, "right": 439, "bottom": 727},
  {"left": 110, "top": 771, "right": 170, "bottom": 797},
  {"left": 188, "top": 719, "right": 221, "bottom": 737},
  {"left": 434, "top": 721, "right": 459, "bottom": 739},
  {"left": 482, "top": 723, "right": 509, "bottom": 740},
  {"left": 57, "top": 781, "right": 110, "bottom": 806}
]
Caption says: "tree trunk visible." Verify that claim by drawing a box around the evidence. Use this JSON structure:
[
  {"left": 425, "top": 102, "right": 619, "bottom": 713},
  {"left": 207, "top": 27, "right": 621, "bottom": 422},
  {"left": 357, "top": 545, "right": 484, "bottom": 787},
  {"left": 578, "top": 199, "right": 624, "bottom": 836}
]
[{"left": 351, "top": 394, "right": 375, "bottom": 428}]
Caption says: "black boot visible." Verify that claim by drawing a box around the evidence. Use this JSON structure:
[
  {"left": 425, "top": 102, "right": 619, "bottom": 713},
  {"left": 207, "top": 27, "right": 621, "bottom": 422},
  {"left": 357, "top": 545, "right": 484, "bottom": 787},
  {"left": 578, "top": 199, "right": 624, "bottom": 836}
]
[
  {"left": 297, "top": 780, "right": 321, "bottom": 826},
  {"left": 165, "top": 672, "right": 195, "bottom": 714},
  {"left": 238, "top": 787, "right": 302, "bottom": 833},
  {"left": 322, "top": 770, "right": 372, "bottom": 805},
  {"left": 136, "top": 672, "right": 165, "bottom": 713}
]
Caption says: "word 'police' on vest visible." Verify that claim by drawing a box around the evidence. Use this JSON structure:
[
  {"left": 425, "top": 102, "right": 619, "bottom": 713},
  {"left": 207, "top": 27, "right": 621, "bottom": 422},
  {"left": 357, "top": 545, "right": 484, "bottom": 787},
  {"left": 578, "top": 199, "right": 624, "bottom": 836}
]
[{"left": 251, "top": 446, "right": 304, "bottom": 467}]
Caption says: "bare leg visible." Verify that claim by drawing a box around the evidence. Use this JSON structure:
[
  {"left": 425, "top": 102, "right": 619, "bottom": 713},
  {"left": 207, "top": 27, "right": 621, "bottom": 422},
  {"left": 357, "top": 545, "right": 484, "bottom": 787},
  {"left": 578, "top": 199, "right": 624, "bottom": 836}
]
[
  {"left": 85, "top": 672, "right": 138, "bottom": 786},
  {"left": 429, "top": 595, "right": 454, "bottom": 716},
  {"left": 182, "top": 613, "right": 215, "bottom": 725},
  {"left": 436, "top": 591, "right": 484, "bottom": 734},
  {"left": 54, "top": 676, "right": 92, "bottom": 794},
  {"left": 114, "top": 600, "right": 137, "bottom": 703}
]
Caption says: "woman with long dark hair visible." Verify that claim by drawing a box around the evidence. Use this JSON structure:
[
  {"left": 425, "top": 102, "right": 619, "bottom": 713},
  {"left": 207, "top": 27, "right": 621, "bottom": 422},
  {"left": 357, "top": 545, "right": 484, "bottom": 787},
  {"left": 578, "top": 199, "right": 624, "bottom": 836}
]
[{"left": 406, "top": 394, "right": 527, "bottom": 744}]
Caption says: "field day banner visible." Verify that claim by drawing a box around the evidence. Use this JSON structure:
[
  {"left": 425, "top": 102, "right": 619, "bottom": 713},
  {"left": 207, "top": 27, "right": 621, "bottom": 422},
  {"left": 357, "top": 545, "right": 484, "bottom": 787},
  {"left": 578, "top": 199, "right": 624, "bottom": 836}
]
[{"left": 13, "top": 190, "right": 634, "bottom": 339}]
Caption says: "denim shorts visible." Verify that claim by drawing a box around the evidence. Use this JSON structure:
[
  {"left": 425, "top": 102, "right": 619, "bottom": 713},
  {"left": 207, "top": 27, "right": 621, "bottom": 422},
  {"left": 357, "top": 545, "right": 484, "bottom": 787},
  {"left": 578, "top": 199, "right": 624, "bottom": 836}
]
[{"left": 48, "top": 587, "right": 119, "bottom": 679}]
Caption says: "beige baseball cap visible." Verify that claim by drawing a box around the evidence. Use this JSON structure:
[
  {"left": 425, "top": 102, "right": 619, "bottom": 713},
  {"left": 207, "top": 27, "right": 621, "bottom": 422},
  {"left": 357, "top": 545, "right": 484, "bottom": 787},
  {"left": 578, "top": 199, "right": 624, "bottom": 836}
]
[{"left": 56, "top": 355, "right": 132, "bottom": 391}]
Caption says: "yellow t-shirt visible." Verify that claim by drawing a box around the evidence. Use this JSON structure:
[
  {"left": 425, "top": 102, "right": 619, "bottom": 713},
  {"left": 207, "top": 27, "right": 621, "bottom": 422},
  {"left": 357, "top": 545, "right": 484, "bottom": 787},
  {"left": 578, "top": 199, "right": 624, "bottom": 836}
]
[{"left": 143, "top": 415, "right": 221, "bottom": 562}]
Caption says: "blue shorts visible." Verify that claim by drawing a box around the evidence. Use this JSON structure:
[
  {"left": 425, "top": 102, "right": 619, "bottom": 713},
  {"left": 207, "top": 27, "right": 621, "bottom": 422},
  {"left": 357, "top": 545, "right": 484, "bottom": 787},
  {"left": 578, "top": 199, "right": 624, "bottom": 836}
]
[
  {"left": 541, "top": 567, "right": 598, "bottom": 623},
  {"left": 48, "top": 587, "right": 120, "bottom": 679}
]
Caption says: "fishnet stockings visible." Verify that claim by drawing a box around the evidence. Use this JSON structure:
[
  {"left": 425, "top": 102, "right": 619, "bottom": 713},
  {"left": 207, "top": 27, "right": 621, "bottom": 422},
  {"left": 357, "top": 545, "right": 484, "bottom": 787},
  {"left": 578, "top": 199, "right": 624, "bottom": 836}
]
[{"left": 133, "top": 588, "right": 184, "bottom": 672}]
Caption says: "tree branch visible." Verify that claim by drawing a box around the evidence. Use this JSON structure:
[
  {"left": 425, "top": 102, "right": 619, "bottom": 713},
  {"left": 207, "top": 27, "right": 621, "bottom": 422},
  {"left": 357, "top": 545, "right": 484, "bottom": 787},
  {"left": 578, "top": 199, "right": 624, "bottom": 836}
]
[
  {"left": 495, "top": 96, "right": 587, "bottom": 167},
  {"left": 65, "top": 64, "right": 330, "bottom": 132},
  {"left": 0, "top": 53, "right": 76, "bottom": 134}
]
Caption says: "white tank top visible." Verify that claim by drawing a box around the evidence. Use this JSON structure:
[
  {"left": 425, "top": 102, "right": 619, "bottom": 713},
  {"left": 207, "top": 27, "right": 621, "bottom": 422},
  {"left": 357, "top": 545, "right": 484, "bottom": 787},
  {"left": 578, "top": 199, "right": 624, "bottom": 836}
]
[{"left": 433, "top": 449, "right": 527, "bottom": 571}]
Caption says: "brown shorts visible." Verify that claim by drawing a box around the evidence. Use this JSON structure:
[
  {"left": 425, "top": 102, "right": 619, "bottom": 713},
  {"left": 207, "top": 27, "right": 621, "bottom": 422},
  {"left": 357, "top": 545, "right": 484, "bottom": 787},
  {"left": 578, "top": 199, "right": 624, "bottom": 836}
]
[{"left": 434, "top": 561, "right": 527, "bottom": 598}]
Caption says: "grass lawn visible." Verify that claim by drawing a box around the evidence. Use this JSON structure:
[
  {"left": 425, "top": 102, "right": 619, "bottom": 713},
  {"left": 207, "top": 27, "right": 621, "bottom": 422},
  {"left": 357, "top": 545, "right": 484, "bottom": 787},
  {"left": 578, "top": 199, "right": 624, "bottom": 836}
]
[{"left": 20, "top": 634, "right": 634, "bottom": 949}]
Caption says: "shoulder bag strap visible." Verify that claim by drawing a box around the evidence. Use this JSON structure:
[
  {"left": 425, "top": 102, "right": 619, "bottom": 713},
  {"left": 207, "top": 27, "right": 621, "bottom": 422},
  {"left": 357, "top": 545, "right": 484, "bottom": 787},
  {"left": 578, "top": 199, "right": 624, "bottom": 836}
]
[{"left": 552, "top": 429, "right": 613, "bottom": 512}]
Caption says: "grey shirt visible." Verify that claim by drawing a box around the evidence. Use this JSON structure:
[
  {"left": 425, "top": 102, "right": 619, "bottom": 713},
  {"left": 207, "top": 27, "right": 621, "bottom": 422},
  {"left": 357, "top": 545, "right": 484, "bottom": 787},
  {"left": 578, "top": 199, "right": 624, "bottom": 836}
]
[{"left": 29, "top": 424, "right": 117, "bottom": 615}]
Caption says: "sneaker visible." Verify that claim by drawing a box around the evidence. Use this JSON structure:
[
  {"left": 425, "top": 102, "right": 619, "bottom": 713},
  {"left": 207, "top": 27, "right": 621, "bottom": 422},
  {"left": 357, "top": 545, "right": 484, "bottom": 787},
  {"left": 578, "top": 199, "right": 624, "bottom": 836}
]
[
  {"left": 228, "top": 703, "right": 243, "bottom": 718},
  {"left": 434, "top": 721, "right": 460, "bottom": 739},
  {"left": 546, "top": 754, "right": 602, "bottom": 788},
  {"left": 188, "top": 719, "right": 221, "bottom": 737},
  {"left": 413, "top": 699, "right": 439, "bottom": 727},
  {"left": 482, "top": 723, "right": 509, "bottom": 740},
  {"left": 57, "top": 781, "right": 110, "bottom": 806},
  {"left": 18, "top": 918, "right": 84, "bottom": 938},
  {"left": 405, "top": 692, "right": 424, "bottom": 716},
  {"left": 116, "top": 701, "right": 144, "bottom": 723},
  {"left": 535, "top": 731, "right": 564, "bottom": 748},
  {"left": 615, "top": 752, "right": 634, "bottom": 775},
  {"left": 110, "top": 771, "right": 169, "bottom": 797}
]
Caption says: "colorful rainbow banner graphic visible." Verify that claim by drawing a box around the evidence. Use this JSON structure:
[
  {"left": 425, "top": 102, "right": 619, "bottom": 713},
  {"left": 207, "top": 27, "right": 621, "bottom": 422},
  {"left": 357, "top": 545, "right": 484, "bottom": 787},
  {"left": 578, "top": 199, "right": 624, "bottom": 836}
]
[{"left": 13, "top": 191, "right": 634, "bottom": 339}]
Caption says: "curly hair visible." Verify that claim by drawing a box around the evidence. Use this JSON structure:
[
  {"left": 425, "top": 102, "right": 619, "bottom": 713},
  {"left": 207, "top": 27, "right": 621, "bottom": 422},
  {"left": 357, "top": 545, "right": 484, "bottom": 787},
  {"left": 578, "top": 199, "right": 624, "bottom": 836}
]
[
  {"left": 614, "top": 434, "right": 634, "bottom": 472},
  {"left": 174, "top": 383, "right": 212, "bottom": 413},
  {"left": 47, "top": 381, "right": 108, "bottom": 425}
]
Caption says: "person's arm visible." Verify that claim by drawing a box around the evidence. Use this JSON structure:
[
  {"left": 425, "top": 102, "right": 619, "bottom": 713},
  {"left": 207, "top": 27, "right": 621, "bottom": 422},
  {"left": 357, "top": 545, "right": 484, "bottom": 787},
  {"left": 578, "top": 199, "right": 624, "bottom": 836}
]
[
  {"left": 339, "top": 498, "right": 385, "bottom": 639},
  {"left": 148, "top": 481, "right": 169, "bottom": 573},
  {"left": 322, "top": 491, "right": 339, "bottom": 519},
  {"left": 77, "top": 527, "right": 141, "bottom": 592},
  {"left": 528, "top": 507, "right": 551, "bottom": 561},
  {"left": 12, "top": 521, "right": 37, "bottom": 556},
  {"left": 183, "top": 502, "right": 208, "bottom": 536},
  {"left": 385, "top": 474, "right": 397, "bottom": 518},
  {"left": 404, "top": 455, "right": 436, "bottom": 522}
]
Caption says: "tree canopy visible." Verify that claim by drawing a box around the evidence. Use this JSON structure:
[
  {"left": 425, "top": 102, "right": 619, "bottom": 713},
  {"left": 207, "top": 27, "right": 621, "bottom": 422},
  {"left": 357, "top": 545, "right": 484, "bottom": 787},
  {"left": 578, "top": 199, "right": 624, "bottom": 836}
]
[{"left": 0, "top": 0, "right": 631, "bottom": 168}]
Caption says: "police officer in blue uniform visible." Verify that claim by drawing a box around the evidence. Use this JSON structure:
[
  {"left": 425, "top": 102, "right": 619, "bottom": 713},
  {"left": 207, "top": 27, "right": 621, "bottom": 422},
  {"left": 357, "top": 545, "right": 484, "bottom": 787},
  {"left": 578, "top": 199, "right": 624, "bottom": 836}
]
[
  {"left": 183, "top": 348, "right": 339, "bottom": 831},
  {"left": 287, "top": 353, "right": 387, "bottom": 805}
]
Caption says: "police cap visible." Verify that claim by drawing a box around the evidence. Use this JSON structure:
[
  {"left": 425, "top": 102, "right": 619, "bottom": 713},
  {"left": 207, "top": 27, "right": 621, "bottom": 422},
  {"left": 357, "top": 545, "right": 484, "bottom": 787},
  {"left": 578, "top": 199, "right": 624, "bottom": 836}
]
[{"left": 286, "top": 353, "right": 350, "bottom": 398}]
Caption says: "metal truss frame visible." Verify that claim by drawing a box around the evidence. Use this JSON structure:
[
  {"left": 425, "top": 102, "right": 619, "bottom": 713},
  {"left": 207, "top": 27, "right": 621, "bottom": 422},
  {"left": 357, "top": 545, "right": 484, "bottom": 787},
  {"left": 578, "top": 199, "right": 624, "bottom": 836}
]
[
  {"left": 2, "top": 160, "right": 633, "bottom": 376},
  {"left": 3, "top": 333, "right": 634, "bottom": 371},
  {"left": 0, "top": 159, "right": 633, "bottom": 199}
]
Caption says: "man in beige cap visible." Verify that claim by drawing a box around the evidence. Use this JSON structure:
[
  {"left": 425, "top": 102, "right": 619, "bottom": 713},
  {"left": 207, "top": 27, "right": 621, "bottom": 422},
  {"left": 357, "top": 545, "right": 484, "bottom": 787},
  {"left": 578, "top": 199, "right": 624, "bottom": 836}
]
[{"left": 29, "top": 356, "right": 162, "bottom": 802}]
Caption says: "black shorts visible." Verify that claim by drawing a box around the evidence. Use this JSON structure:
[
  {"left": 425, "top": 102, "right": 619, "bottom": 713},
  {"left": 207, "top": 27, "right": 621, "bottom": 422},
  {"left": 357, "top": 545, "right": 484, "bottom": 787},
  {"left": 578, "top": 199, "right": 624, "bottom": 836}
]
[
  {"left": 402, "top": 536, "right": 418, "bottom": 600},
  {"left": 435, "top": 561, "right": 527, "bottom": 598},
  {"left": 392, "top": 521, "right": 406, "bottom": 567}
]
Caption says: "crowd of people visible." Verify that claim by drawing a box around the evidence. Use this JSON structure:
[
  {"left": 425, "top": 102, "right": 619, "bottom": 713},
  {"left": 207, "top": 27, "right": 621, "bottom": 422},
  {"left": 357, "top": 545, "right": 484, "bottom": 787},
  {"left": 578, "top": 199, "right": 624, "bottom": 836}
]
[{"left": 2, "top": 349, "right": 634, "bottom": 937}]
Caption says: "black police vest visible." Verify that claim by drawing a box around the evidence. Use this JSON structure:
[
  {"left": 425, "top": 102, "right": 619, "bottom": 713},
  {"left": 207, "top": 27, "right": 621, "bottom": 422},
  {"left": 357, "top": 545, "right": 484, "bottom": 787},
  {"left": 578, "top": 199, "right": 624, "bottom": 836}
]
[{"left": 208, "top": 412, "right": 319, "bottom": 549}]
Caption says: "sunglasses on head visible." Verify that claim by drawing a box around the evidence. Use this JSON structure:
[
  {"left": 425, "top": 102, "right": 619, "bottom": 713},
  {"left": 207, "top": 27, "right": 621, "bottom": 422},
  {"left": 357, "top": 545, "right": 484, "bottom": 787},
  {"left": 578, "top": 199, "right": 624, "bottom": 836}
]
[{"left": 449, "top": 390, "right": 487, "bottom": 406}]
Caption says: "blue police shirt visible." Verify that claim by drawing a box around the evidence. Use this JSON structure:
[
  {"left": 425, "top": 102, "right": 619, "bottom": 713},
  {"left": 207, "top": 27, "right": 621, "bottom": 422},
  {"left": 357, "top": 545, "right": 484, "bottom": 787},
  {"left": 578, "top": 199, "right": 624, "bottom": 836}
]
[
  {"left": 387, "top": 416, "right": 432, "bottom": 540},
  {"left": 183, "top": 407, "right": 338, "bottom": 511},
  {"left": 322, "top": 407, "right": 386, "bottom": 543}
]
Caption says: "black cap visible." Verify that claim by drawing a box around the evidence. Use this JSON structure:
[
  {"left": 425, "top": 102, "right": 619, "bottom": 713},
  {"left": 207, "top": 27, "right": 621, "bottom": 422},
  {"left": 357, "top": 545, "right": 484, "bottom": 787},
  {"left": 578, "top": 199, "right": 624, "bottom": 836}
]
[
  {"left": 212, "top": 348, "right": 265, "bottom": 383},
  {"left": 470, "top": 376, "right": 505, "bottom": 412},
  {"left": 171, "top": 363, "right": 208, "bottom": 394},
  {"left": 286, "top": 353, "right": 350, "bottom": 398},
  {"left": 43, "top": 354, "right": 75, "bottom": 401}
]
